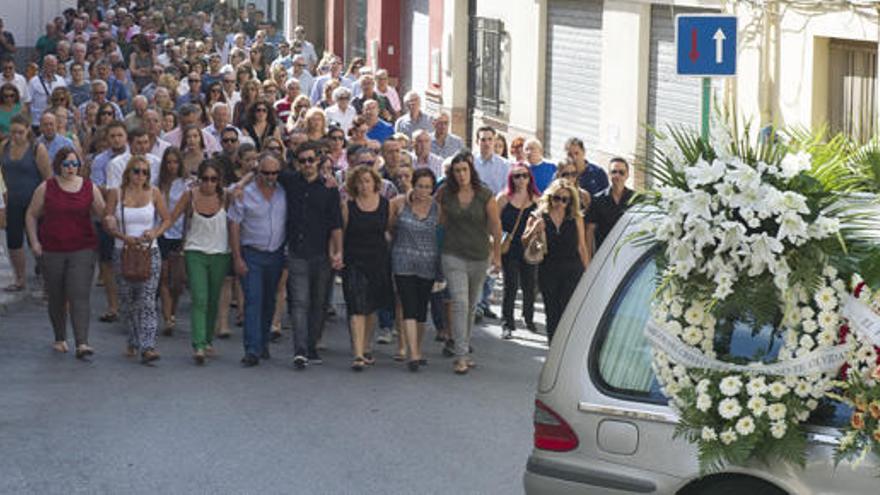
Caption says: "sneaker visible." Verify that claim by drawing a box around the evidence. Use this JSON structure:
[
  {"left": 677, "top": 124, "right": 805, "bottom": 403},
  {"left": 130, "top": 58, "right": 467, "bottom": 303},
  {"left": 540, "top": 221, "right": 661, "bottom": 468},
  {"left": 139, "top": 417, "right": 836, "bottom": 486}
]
[
  {"left": 292, "top": 354, "right": 308, "bottom": 370},
  {"left": 376, "top": 327, "right": 393, "bottom": 344},
  {"left": 307, "top": 351, "right": 323, "bottom": 365}
]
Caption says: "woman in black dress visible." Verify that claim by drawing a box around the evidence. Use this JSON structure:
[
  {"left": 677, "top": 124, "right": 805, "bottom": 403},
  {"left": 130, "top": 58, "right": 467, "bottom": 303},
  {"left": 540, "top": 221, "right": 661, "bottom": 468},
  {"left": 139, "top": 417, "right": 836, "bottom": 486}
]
[
  {"left": 341, "top": 165, "right": 393, "bottom": 371},
  {"left": 522, "top": 179, "right": 590, "bottom": 343}
]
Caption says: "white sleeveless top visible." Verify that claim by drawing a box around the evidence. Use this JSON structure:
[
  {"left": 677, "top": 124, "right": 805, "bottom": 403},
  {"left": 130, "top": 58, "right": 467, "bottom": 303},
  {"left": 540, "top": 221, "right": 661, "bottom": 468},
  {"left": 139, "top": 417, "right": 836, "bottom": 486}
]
[
  {"left": 184, "top": 196, "right": 229, "bottom": 255},
  {"left": 115, "top": 194, "right": 156, "bottom": 249}
]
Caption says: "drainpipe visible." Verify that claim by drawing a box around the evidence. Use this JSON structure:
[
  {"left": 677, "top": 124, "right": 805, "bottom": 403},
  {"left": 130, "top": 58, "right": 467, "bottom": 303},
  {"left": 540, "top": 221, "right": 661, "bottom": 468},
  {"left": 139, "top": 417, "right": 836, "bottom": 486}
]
[{"left": 759, "top": 0, "right": 780, "bottom": 128}]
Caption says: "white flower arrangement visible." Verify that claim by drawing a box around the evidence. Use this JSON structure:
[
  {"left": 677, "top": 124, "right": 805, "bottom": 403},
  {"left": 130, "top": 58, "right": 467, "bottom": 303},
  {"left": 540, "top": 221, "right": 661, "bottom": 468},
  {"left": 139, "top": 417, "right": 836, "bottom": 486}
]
[{"left": 634, "top": 127, "right": 878, "bottom": 473}]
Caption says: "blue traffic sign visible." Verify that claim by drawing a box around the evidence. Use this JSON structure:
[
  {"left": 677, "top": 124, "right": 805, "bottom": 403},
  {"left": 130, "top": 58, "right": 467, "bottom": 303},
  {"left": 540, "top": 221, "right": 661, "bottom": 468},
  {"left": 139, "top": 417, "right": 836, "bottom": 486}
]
[{"left": 675, "top": 15, "right": 737, "bottom": 77}]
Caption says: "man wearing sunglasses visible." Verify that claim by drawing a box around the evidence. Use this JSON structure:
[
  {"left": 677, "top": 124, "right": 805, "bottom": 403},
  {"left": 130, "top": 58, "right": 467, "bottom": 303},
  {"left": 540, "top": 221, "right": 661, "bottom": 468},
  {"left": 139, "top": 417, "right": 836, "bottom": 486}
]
[
  {"left": 228, "top": 152, "right": 288, "bottom": 367},
  {"left": 586, "top": 157, "right": 633, "bottom": 250},
  {"left": 77, "top": 80, "right": 123, "bottom": 122},
  {"left": 276, "top": 141, "right": 343, "bottom": 369}
]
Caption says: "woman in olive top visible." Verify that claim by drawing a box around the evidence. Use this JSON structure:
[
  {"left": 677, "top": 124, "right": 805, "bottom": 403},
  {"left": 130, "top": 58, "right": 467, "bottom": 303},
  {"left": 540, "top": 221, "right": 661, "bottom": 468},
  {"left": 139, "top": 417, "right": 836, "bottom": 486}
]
[{"left": 438, "top": 151, "right": 502, "bottom": 375}]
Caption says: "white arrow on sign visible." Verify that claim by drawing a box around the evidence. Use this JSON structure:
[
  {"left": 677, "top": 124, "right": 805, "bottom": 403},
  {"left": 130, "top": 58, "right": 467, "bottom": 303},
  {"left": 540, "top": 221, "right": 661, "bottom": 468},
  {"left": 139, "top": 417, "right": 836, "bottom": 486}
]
[{"left": 713, "top": 28, "right": 726, "bottom": 64}]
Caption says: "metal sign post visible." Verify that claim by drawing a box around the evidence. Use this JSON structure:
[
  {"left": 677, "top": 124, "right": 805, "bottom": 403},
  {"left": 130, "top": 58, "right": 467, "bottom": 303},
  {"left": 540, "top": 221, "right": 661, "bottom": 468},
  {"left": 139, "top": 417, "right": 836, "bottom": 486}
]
[{"left": 675, "top": 15, "right": 738, "bottom": 142}]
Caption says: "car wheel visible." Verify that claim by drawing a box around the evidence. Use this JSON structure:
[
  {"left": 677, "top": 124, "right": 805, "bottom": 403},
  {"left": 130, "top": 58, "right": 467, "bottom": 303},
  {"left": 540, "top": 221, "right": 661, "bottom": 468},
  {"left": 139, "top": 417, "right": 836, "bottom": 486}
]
[{"left": 678, "top": 474, "right": 787, "bottom": 495}]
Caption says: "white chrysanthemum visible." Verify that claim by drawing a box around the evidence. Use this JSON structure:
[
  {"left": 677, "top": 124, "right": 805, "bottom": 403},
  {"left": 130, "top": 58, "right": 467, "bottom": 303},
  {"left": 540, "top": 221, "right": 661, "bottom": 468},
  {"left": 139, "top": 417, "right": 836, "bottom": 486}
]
[
  {"left": 735, "top": 415, "right": 756, "bottom": 436},
  {"left": 669, "top": 301, "right": 683, "bottom": 317},
  {"left": 799, "top": 334, "right": 815, "bottom": 351},
  {"left": 823, "top": 266, "right": 838, "bottom": 279},
  {"left": 682, "top": 326, "right": 704, "bottom": 346},
  {"left": 684, "top": 303, "right": 706, "bottom": 326},
  {"left": 807, "top": 399, "right": 818, "bottom": 410},
  {"left": 801, "top": 320, "right": 818, "bottom": 334},
  {"left": 768, "top": 381, "right": 789, "bottom": 399},
  {"left": 719, "top": 376, "right": 743, "bottom": 397},
  {"left": 793, "top": 380, "right": 813, "bottom": 398},
  {"left": 719, "top": 428, "right": 738, "bottom": 445},
  {"left": 696, "top": 394, "right": 712, "bottom": 412},
  {"left": 856, "top": 345, "right": 876, "bottom": 363},
  {"left": 817, "top": 311, "right": 839, "bottom": 331},
  {"left": 665, "top": 320, "right": 682, "bottom": 336},
  {"left": 746, "top": 377, "right": 767, "bottom": 396},
  {"left": 776, "top": 211, "right": 809, "bottom": 245},
  {"left": 814, "top": 287, "right": 837, "bottom": 311},
  {"left": 816, "top": 331, "right": 835, "bottom": 347},
  {"left": 718, "top": 398, "right": 743, "bottom": 420},
  {"left": 800, "top": 306, "right": 815, "bottom": 320},
  {"left": 747, "top": 396, "right": 767, "bottom": 416},
  {"left": 696, "top": 379, "right": 711, "bottom": 395},
  {"left": 770, "top": 421, "right": 788, "bottom": 439},
  {"left": 767, "top": 403, "right": 787, "bottom": 421},
  {"left": 701, "top": 426, "right": 718, "bottom": 442}
]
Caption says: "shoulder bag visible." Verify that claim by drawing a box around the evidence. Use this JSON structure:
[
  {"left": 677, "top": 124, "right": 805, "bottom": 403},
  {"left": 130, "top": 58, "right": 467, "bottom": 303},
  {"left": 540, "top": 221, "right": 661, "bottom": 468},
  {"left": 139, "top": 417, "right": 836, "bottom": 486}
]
[
  {"left": 500, "top": 205, "right": 526, "bottom": 255},
  {"left": 120, "top": 190, "right": 152, "bottom": 282}
]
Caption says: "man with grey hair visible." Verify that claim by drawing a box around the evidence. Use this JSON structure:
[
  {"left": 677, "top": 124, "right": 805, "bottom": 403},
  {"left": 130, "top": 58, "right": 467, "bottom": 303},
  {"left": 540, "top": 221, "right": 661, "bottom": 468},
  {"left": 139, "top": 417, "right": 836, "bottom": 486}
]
[
  {"left": 352, "top": 73, "right": 391, "bottom": 120},
  {"left": 394, "top": 91, "right": 433, "bottom": 138},
  {"left": 77, "top": 79, "right": 123, "bottom": 121},
  {"left": 143, "top": 108, "right": 171, "bottom": 157},
  {"left": 325, "top": 86, "right": 357, "bottom": 133},
  {"left": 124, "top": 95, "right": 149, "bottom": 132},
  {"left": 273, "top": 78, "right": 301, "bottom": 124},
  {"left": 28, "top": 55, "right": 67, "bottom": 129},
  {"left": 65, "top": 42, "right": 89, "bottom": 77},
  {"left": 37, "top": 113, "right": 74, "bottom": 162},
  {"left": 411, "top": 129, "right": 444, "bottom": 178},
  {"left": 290, "top": 54, "right": 314, "bottom": 97},
  {"left": 431, "top": 112, "right": 463, "bottom": 159}
]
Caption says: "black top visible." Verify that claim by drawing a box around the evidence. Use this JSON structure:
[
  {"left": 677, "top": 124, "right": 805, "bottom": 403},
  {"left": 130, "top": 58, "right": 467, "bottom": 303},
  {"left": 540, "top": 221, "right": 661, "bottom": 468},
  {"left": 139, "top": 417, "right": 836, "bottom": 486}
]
[
  {"left": 278, "top": 170, "right": 343, "bottom": 259},
  {"left": 587, "top": 188, "right": 634, "bottom": 249},
  {"left": 344, "top": 197, "right": 389, "bottom": 270},
  {"left": 243, "top": 121, "right": 278, "bottom": 151},
  {"left": 542, "top": 213, "right": 580, "bottom": 265},
  {"left": 501, "top": 201, "right": 535, "bottom": 261}
]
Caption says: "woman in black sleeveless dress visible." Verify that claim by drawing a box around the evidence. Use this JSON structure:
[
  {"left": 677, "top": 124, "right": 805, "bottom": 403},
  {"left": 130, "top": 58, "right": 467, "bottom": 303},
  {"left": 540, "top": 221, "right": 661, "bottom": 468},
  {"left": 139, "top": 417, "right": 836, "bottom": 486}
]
[{"left": 341, "top": 165, "right": 393, "bottom": 371}]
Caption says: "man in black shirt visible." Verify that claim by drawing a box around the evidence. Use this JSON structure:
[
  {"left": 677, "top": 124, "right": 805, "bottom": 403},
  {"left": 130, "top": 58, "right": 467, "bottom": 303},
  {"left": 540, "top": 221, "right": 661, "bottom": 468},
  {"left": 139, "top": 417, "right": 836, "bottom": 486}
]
[
  {"left": 278, "top": 141, "right": 343, "bottom": 369},
  {"left": 587, "top": 157, "right": 634, "bottom": 250}
]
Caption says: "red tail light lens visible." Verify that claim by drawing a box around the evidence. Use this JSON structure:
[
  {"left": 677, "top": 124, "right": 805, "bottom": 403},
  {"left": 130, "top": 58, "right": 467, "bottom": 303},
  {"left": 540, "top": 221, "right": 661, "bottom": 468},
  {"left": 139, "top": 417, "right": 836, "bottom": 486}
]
[{"left": 533, "top": 399, "right": 579, "bottom": 452}]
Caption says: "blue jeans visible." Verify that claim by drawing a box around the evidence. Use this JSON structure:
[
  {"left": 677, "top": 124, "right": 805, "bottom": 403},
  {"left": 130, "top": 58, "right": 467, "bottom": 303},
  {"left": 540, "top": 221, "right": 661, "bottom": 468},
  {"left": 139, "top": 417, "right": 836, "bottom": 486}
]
[
  {"left": 477, "top": 275, "right": 495, "bottom": 311},
  {"left": 378, "top": 307, "right": 394, "bottom": 329},
  {"left": 240, "top": 247, "right": 285, "bottom": 357}
]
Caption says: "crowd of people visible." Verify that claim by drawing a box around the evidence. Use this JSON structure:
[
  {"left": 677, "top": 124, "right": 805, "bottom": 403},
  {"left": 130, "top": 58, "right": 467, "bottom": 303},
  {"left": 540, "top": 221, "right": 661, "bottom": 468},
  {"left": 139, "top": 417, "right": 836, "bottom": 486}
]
[{"left": 0, "top": 0, "right": 635, "bottom": 374}]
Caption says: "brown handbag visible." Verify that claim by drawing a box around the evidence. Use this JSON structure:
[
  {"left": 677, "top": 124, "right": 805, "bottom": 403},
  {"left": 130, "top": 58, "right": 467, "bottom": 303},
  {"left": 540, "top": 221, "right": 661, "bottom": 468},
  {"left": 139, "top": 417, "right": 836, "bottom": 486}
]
[
  {"left": 523, "top": 214, "right": 548, "bottom": 265},
  {"left": 120, "top": 191, "right": 152, "bottom": 282}
]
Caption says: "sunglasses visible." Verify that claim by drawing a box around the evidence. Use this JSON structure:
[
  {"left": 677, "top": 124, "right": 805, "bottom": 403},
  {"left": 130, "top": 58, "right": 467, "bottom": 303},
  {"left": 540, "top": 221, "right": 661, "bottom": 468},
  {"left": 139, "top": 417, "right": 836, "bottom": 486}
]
[
  {"left": 132, "top": 168, "right": 150, "bottom": 176},
  {"left": 266, "top": 146, "right": 282, "bottom": 152},
  {"left": 1, "top": 92, "right": 15, "bottom": 98},
  {"left": 201, "top": 176, "right": 219, "bottom": 183},
  {"left": 189, "top": 79, "right": 201, "bottom": 83},
  {"left": 551, "top": 195, "right": 570, "bottom": 204},
  {"left": 260, "top": 170, "right": 279, "bottom": 176},
  {"left": 512, "top": 173, "right": 529, "bottom": 180},
  {"left": 329, "top": 135, "right": 345, "bottom": 141},
  {"left": 61, "top": 159, "right": 81, "bottom": 168},
  {"left": 297, "top": 156, "right": 317, "bottom": 165},
  {"left": 610, "top": 169, "right": 626, "bottom": 176},
  {"left": 210, "top": 88, "right": 221, "bottom": 93},
  {"left": 222, "top": 137, "right": 238, "bottom": 143},
  {"left": 255, "top": 108, "right": 268, "bottom": 113}
]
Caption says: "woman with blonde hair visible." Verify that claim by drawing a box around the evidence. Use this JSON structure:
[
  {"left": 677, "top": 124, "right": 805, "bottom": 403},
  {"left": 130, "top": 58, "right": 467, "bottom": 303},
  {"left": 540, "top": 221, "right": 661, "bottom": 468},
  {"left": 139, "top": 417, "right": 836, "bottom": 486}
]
[
  {"left": 554, "top": 159, "right": 591, "bottom": 215},
  {"left": 103, "top": 155, "right": 172, "bottom": 364},
  {"left": 233, "top": 79, "right": 261, "bottom": 127},
  {"left": 303, "top": 107, "right": 327, "bottom": 142},
  {"left": 341, "top": 165, "right": 393, "bottom": 371},
  {"left": 522, "top": 179, "right": 590, "bottom": 343}
]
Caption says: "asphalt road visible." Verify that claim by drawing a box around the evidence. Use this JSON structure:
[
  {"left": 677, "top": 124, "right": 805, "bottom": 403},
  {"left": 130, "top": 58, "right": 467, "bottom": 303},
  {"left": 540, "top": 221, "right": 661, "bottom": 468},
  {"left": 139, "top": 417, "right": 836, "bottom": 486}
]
[{"left": 0, "top": 283, "right": 548, "bottom": 495}]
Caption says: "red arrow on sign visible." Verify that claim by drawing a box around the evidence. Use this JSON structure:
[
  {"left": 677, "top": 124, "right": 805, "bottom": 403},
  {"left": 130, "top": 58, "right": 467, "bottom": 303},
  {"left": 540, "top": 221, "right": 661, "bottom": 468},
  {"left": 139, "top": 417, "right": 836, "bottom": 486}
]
[{"left": 689, "top": 28, "right": 700, "bottom": 62}]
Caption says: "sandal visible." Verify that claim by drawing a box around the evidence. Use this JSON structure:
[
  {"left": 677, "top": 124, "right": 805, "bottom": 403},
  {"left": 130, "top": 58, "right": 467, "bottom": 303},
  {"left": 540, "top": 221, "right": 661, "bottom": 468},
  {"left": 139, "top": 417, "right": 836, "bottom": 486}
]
[
  {"left": 363, "top": 353, "right": 376, "bottom": 366},
  {"left": 75, "top": 345, "right": 94, "bottom": 359},
  {"left": 52, "top": 341, "right": 69, "bottom": 353},
  {"left": 141, "top": 349, "right": 160, "bottom": 363},
  {"left": 393, "top": 353, "right": 406, "bottom": 362},
  {"left": 99, "top": 311, "right": 118, "bottom": 323},
  {"left": 453, "top": 358, "right": 469, "bottom": 375},
  {"left": 193, "top": 350, "right": 206, "bottom": 366},
  {"left": 351, "top": 356, "right": 366, "bottom": 371},
  {"left": 217, "top": 330, "right": 232, "bottom": 339},
  {"left": 124, "top": 345, "right": 137, "bottom": 358}
]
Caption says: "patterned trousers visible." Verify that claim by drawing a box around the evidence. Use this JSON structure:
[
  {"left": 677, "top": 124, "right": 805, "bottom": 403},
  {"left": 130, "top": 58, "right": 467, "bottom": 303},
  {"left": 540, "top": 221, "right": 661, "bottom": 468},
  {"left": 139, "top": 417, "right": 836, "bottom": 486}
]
[{"left": 115, "top": 247, "right": 161, "bottom": 352}]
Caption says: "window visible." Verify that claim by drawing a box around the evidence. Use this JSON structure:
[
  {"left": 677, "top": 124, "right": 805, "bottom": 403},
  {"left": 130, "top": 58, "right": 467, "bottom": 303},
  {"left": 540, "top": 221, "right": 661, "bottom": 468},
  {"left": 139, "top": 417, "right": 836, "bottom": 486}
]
[
  {"left": 592, "top": 250, "right": 852, "bottom": 427},
  {"left": 829, "top": 39, "right": 877, "bottom": 144},
  {"left": 471, "top": 17, "right": 508, "bottom": 117}
]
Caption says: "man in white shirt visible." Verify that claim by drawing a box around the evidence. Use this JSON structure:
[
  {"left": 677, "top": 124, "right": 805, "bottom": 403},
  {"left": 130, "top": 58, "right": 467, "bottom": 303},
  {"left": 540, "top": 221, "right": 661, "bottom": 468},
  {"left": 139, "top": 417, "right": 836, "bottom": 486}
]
[
  {"left": 472, "top": 125, "right": 509, "bottom": 195},
  {"left": 105, "top": 128, "right": 161, "bottom": 188},
  {"left": 28, "top": 55, "right": 67, "bottom": 128},
  {"left": 1, "top": 57, "right": 30, "bottom": 111}
]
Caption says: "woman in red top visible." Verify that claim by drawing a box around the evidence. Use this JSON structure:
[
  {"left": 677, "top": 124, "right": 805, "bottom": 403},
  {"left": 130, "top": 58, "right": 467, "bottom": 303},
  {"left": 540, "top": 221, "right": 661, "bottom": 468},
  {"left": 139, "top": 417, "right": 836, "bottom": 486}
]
[{"left": 25, "top": 147, "right": 105, "bottom": 359}]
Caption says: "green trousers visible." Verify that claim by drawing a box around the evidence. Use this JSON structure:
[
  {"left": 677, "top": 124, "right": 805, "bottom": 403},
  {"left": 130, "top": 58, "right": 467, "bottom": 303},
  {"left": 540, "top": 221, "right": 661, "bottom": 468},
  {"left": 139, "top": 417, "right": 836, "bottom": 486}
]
[{"left": 185, "top": 251, "right": 231, "bottom": 351}]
